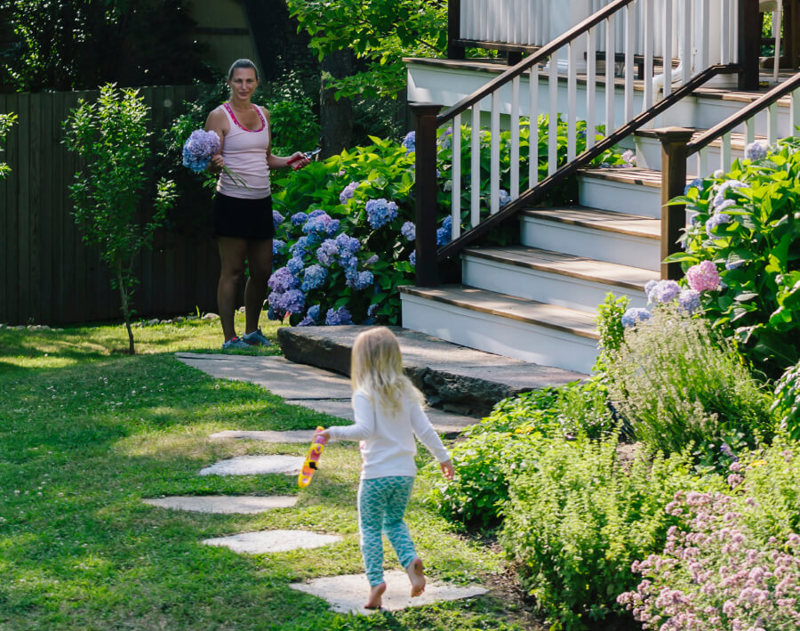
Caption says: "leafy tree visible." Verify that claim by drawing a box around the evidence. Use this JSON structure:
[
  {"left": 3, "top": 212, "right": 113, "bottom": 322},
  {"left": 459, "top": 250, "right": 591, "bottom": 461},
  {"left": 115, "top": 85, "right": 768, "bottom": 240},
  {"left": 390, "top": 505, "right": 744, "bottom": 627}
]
[
  {"left": 64, "top": 84, "right": 176, "bottom": 354},
  {"left": 0, "top": 111, "right": 16, "bottom": 178},
  {"left": 286, "top": 0, "right": 447, "bottom": 99},
  {"left": 0, "top": 0, "right": 211, "bottom": 92}
]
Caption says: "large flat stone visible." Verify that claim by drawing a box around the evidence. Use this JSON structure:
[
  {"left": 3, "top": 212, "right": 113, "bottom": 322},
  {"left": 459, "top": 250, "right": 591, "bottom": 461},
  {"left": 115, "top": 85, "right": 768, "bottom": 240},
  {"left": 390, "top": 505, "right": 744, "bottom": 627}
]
[
  {"left": 199, "top": 455, "right": 305, "bottom": 476},
  {"left": 143, "top": 495, "right": 298, "bottom": 514},
  {"left": 209, "top": 429, "right": 316, "bottom": 443},
  {"left": 277, "top": 326, "right": 585, "bottom": 416},
  {"left": 203, "top": 529, "right": 342, "bottom": 554},
  {"left": 290, "top": 570, "right": 488, "bottom": 614}
]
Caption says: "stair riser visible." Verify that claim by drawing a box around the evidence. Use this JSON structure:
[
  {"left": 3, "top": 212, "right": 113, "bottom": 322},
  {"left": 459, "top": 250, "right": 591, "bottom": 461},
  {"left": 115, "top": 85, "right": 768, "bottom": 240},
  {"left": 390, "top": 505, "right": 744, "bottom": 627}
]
[
  {"left": 520, "top": 215, "right": 661, "bottom": 271},
  {"left": 401, "top": 293, "right": 599, "bottom": 374},
  {"left": 462, "top": 255, "right": 647, "bottom": 313},
  {"left": 636, "top": 134, "right": 739, "bottom": 174},
  {"left": 578, "top": 175, "right": 662, "bottom": 217}
]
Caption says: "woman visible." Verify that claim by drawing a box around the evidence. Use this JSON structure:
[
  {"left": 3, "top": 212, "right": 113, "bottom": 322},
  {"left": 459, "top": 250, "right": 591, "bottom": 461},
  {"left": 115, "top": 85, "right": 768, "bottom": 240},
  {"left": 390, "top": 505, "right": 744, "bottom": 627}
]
[{"left": 205, "top": 58, "right": 309, "bottom": 350}]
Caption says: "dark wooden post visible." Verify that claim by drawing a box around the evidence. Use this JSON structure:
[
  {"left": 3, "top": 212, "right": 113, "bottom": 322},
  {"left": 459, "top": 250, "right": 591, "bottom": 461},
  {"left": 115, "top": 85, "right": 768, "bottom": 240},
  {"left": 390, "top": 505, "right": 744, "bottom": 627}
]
[
  {"left": 654, "top": 128, "right": 694, "bottom": 281},
  {"left": 785, "top": 0, "right": 800, "bottom": 69},
  {"left": 410, "top": 103, "right": 442, "bottom": 287},
  {"left": 738, "top": 0, "right": 761, "bottom": 90},
  {"left": 448, "top": 0, "right": 466, "bottom": 60}
]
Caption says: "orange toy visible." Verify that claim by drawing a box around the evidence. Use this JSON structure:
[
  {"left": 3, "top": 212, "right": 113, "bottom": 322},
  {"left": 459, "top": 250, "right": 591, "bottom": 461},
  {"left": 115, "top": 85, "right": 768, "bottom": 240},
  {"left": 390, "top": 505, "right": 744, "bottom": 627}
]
[{"left": 298, "top": 427, "right": 328, "bottom": 488}]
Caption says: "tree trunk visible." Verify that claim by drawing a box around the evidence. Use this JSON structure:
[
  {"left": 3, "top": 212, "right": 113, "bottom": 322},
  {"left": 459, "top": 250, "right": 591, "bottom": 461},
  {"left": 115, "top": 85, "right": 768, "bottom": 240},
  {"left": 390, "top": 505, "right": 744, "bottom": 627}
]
[
  {"left": 115, "top": 261, "right": 135, "bottom": 355},
  {"left": 320, "top": 50, "right": 356, "bottom": 158}
]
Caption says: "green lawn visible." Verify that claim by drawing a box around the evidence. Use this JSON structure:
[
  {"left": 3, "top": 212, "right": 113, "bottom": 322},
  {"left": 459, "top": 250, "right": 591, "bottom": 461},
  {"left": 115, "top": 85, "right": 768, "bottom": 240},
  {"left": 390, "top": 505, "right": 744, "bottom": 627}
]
[{"left": 0, "top": 317, "right": 536, "bottom": 630}]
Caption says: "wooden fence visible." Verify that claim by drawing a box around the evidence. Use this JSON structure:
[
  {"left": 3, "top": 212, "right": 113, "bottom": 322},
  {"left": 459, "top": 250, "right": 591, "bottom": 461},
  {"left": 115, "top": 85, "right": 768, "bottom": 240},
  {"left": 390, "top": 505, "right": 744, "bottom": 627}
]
[{"left": 0, "top": 85, "right": 224, "bottom": 326}]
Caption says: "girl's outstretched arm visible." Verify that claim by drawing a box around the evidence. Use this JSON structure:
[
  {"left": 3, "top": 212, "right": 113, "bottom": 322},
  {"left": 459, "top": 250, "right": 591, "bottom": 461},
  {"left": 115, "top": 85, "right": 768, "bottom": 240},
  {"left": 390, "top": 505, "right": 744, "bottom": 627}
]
[{"left": 325, "top": 390, "right": 376, "bottom": 441}]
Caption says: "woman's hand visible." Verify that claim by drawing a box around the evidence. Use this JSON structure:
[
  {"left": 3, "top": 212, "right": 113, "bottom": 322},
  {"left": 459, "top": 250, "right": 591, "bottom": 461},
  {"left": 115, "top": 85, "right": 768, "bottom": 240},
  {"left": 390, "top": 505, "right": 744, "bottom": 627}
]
[
  {"left": 209, "top": 153, "right": 224, "bottom": 174},
  {"left": 439, "top": 459, "right": 455, "bottom": 480},
  {"left": 285, "top": 151, "right": 310, "bottom": 170}
]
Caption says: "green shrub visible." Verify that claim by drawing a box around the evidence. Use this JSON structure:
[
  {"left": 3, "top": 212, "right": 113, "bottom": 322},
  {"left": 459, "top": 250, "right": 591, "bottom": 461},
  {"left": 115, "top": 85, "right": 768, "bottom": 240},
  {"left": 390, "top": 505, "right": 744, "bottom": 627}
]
[
  {"left": 605, "top": 304, "right": 775, "bottom": 462},
  {"left": 0, "top": 112, "right": 16, "bottom": 179},
  {"left": 500, "top": 436, "right": 723, "bottom": 631},
  {"left": 666, "top": 137, "right": 800, "bottom": 376},
  {"left": 771, "top": 358, "right": 800, "bottom": 440}
]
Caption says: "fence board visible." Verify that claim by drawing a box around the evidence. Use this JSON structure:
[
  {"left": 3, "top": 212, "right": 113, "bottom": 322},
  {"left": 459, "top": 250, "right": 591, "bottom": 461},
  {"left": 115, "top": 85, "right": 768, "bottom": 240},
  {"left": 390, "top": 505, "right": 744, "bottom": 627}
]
[{"left": 0, "top": 84, "right": 224, "bottom": 325}]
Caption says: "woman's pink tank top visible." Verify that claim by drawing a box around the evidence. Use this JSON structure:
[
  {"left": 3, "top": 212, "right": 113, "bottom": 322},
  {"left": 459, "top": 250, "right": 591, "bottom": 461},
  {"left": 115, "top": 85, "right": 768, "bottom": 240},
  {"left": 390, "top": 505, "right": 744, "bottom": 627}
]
[{"left": 216, "top": 103, "right": 271, "bottom": 200}]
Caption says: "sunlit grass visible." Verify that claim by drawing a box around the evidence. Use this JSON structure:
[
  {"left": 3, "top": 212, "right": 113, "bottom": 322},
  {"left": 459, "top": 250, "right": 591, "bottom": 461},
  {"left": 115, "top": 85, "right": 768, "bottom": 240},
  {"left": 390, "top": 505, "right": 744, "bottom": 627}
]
[{"left": 0, "top": 319, "right": 534, "bottom": 630}]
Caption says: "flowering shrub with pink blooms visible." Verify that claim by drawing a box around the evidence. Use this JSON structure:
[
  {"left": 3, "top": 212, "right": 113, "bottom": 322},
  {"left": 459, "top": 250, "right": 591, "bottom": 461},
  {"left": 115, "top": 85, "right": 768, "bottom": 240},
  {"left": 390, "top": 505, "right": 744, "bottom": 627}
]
[{"left": 666, "top": 137, "right": 800, "bottom": 376}]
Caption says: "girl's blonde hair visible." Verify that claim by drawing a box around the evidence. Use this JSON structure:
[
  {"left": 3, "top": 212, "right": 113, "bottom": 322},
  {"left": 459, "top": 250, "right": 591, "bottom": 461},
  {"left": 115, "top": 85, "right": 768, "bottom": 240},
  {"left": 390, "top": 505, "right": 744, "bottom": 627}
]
[{"left": 350, "top": 327, "right": 424, "bottom": 414}]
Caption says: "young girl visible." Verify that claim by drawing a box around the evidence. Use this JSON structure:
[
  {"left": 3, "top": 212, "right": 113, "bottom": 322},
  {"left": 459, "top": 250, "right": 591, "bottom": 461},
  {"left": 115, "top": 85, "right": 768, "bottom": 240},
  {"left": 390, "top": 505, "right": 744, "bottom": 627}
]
[{"left": 320, "top": 327, "right": 455, "bottom": 609}]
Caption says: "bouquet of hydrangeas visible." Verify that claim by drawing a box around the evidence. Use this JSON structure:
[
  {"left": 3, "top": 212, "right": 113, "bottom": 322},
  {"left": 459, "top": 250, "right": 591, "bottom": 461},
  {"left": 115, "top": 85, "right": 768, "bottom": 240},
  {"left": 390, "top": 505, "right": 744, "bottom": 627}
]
[{"left": 182, "top": 129, "right": 246, "bottom": 187}]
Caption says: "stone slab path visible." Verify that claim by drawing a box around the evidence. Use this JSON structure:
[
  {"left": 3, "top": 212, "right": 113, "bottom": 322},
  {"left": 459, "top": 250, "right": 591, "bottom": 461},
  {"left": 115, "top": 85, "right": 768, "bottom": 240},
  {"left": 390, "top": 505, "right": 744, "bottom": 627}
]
[
  {"left": 291, "top": 570, "right": 488, "bottom": 615},
  {"left": 143, "top": 495, "right": 297, "bottom": 514},
  {"left": 203, "top": 529, "right": 343, "bottom": 554},
  {"left": 176, "top": 353, "right": 477, "bottom": 434},
  {"left": 199, "top": 454, "right": 304, "bottom": 476},
  {"left": 209, "top": 429, "right": 316, "bottom": 443}
]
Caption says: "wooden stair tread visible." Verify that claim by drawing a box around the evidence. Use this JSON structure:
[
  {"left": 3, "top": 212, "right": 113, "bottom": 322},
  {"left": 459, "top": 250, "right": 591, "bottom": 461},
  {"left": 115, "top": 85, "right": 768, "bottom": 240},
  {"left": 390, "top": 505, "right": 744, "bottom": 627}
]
[
  {"left": 399, "top": 285, "right": 599, "bottom": 339},
  {"left": 578, "top": 166, "right": 664, "bottom": 187},
  {"left": 522, "top": 206, "right": 660, "bottom": 239},
  {"left": 463, "top": 245, "right": 657, "bottom": 291},
  {"left": 636, "top": 127, "right": 767, "bottom": 149}
]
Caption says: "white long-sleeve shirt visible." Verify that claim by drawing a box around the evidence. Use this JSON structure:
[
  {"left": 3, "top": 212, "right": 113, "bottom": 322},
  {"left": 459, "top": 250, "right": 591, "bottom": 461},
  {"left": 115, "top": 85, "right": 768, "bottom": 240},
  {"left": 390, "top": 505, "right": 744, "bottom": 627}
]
[{"left": 328, "top": 389, "right": 450, "bottom": 480}]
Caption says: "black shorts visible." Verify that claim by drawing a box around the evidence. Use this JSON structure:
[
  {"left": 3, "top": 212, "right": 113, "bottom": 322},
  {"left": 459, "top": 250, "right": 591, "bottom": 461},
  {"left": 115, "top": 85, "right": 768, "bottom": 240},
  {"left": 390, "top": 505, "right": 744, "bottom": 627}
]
[{"left": 213, "top": 192, "right": 274, "bottom": 239}]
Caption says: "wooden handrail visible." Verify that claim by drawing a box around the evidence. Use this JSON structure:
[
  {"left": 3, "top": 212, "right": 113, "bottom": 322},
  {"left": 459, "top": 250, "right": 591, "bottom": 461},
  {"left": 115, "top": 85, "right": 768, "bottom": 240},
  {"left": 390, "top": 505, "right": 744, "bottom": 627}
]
[
  {"left": 434, "top": 64, "right": 731, "bottom": 263},
  {"left": 687, "top": 72, "right": 800, "bottom": 156},
  {"left": 436, "top": 0, "right": 635, "bottom": 125}
]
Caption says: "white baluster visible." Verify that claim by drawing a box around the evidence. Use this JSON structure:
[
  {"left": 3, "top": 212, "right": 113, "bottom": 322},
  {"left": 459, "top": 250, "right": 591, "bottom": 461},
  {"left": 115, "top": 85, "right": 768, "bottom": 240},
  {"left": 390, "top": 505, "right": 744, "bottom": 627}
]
[
  {"left": 452, "top": 113, "right": 462, "bottom": 239},
  {"left": 568, "top": 42, "right": 577, "bottom": 162},
  {"left": 529, "top": 65, "right": 539, "bottom": 185},
  {"left": 491, "top": 90, "right": 500, "bottom": 215},
  {"left": 511, "top": 76, "right": 520, "bottom": 200},
  {"left": 768, "top": 102, "right": 778, "bottom": 145},
  {"left": 699, "top": 147, "right": 709, "bottom": 177},
  {"left": 745, "top": 118, "right": 756, "bottom": 145},
  {"left": 720, "top": 0, "right": 730, "bottom": 64},
  {"left": 606, "top": 15, "right": 616, "bottom": 135},
  {"left": 721, "top": 132, "right": 732, "bottom": 172},
  {"left": 471, "top": 103, "right": 481, "bottom": 228},
  {"left": 625, "top": 4, "right": 635, "bottom": 122},
  {"left": 587, "top": 26, "right": 597, "bottom": 150},
  {"left": 644, "top": 0, "right": 654, "bottom": 110},
  {"left": 792, "top": 88, "right": 800, "bottom": 138},
  {"left": 663, "top": 0, "right": 673, "bottom": 97},
  {"left": 682, "top": 0, "right": 691, "bottom": 84},
  {"left": 549, "top": 55, "right": 559, "bottom": 176},
  {"left": 699, "top": 0, "right": 710, "bottom": 71}
]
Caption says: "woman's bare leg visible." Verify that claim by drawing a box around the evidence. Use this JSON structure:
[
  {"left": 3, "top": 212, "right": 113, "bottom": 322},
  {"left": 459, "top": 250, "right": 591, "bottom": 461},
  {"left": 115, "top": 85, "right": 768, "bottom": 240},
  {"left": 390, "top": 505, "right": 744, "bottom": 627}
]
[
  {"left": 243, "top": 238, "right": 272, "bottom": 334},
  {"left": 217, "top": 237, "right": 247, "bottom": 341}
]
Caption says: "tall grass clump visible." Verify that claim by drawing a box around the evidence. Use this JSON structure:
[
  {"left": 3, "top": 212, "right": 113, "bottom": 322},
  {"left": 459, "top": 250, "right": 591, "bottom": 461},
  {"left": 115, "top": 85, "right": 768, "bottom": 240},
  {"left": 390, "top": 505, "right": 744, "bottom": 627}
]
[{"left": 605, "top": 304, "right": 774, "bottom": 459}]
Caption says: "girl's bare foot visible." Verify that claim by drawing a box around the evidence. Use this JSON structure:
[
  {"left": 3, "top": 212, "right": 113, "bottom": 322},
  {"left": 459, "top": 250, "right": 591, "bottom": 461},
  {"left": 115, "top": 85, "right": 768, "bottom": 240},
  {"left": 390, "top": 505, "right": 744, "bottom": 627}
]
[
  {"left": 407, "top": 557, "right": 426, "bottom": 597},
  {"left": 365, "top": 582, "right": 386, "bottom": 609}
]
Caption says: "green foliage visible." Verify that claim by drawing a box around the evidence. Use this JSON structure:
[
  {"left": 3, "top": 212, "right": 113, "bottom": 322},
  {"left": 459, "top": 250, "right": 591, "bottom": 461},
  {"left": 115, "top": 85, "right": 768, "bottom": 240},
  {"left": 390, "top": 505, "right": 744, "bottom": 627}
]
[
  {"left": 500, "top": 437, "right": 722, "bottom": 631},
  {"left": 1, "top": 0, "right": 211, "bottom": 92},
  {"left": 665, "top": 138, "right": 800, "bottom": 376},
  {"left": 604, "top": 304, "right": 775, "bottom": 463},
  {"left": 286, "top": 0, "right": 447, "bottom": 98},
  {"left": 63, "top": 84, "right": 176, "bottom": 354},
  {"left": 771, "top": 358, "right": 800, "bottom": 441},
  {"left": 0, "top": 111, "right": 16, "bottom": 179}
]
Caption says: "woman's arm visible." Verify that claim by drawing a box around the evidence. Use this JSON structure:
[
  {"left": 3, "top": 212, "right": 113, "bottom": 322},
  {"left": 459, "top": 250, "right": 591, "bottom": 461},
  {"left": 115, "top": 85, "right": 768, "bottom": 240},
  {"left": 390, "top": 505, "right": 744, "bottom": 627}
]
[
  {"left": 262, "top": 106, "right": 310, "bottom": 170},
  {"left": 205, "top": 107, "right": 227, "bottom": 174}
]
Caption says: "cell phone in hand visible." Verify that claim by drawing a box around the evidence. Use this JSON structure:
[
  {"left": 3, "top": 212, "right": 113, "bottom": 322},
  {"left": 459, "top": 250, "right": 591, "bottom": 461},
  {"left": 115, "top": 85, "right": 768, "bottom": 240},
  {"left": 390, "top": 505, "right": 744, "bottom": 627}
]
[{"left": 287, "top": 147, "right": 321, "bottom": 170}]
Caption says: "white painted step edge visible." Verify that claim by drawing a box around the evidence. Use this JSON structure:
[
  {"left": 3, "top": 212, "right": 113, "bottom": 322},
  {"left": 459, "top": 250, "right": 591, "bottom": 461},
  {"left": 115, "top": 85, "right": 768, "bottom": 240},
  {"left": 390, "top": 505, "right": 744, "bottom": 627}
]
[{"left": 578, "top": 174, "right": 662, "bottom": 218}]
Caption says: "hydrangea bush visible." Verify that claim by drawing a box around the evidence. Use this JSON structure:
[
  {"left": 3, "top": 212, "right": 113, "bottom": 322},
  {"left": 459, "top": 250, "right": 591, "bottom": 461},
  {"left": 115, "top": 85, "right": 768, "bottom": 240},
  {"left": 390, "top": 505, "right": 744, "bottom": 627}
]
[{"left": 665, "top": 138, "right": 800, "bottom": 376}]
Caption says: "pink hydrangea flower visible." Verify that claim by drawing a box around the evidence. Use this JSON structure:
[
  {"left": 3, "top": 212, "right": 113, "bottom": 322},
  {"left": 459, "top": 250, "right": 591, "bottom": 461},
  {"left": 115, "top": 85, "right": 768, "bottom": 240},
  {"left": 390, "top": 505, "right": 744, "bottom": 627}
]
[{"left": 686, "top": 260, "right": 721, "bottom": 292}]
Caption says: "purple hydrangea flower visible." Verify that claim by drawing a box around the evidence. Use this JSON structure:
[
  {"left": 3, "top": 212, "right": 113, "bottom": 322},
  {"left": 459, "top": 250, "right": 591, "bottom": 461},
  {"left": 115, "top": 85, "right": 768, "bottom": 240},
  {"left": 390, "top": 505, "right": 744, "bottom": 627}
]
[
  {"left": 339, "top": 181, "right": 361, "bottom": 205},
  {"left": 272, "top": 239, "right": 286, "bottom": 256},
  {"left": 272, "top": 210, "right": 284, "bottom": 230},
  {"left": 297, "top": 316, "right": 314, "bottom": 326},
  {"left": 365, "top": 198, "right": 398, "bottom": 229},
  {"left": 436, "top": 216, "right": 453, "bottom": 246},
  {"left": 686, "top": 260, "right": 721, "bottom": 292},
  {"left": 301, "top": 264, "right": 328, "bottom": 291},
  {"left": 182, "top": 129, "right": 220, "bottom": 172},
  {"left": 307, "top": 304, "right": 321, "bottom": 322},
  {"left": 402, "top": 131, "right": 416, "bottom": 154},
  {"left": 335, "top": 233, "right": 361, "bottom": 257},
  {"left": 498, "top": 190, "right": 512, "bottom": 207},
  {"left": 290, "top": 236, "right": 310, "bottom": 257},
  {"left": 268, "top": 267, "right": 299, "bottom": 292},
  {"left": 646, "top": 279, "right": 681, "bottom": 304},
  {"left": 286, "top": 256, "right": 304, "bottom": 275},
  {"left": 339, "top": 255, "right": 358, "bottom": 272},
  {"left": 316, "top": 239, "right": 339, "bottom": 266},
  {"left": 325, "top": 306, "right": 353, "bottom": 326},
  {"left": 268, "top": 288, "right": 306, "bottom": 314},
  {"left": 409, "top": 251, "right": 416, "bottom": 266},
  {"left": 438, "top": 127, "right": 453, "bottom": 149},
  {"left": 364, "top": 254, "right": 379, "bottom": 266},
  {"left": 678, "top": 289, "right": 701, "bottom": 313},
  {"left": 706, "top": 212, "right": 732, "bottom": 238},
  {"left": 621, "top": 307, "right": 652, "bottom": 328},
  {"left": 291, "top": 212, "right": 309, "bottom": 226},
  {"left": 303, "top": 212, "right": 333, "bottom": 235},
  {"left": 621, "top": 149, "right": 636, "bottom": 166},
  {"left": 744, "top": 140, "right": 768, "bottom": 162},
  {"left": 346, "top": 269, "right": 374, "bottom": 290},
  {"left": 308, "top": 209, "right": 326, "bottom": 219},
  {"left": 401, "top": 221, "right": 416, "bottom": 241},
  {"left": 327, "top": 219, "right": 340, "bottom": 236},
  {"left": 684, "top": 178, "right": 704, "bottom": 195}
]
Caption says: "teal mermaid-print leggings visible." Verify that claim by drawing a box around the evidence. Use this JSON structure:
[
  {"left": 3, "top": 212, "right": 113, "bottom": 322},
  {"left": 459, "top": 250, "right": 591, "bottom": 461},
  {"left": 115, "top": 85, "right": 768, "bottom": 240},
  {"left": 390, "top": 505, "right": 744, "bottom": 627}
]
[{"left": 358, "top": 475, "right": 417, "bottom": 586}]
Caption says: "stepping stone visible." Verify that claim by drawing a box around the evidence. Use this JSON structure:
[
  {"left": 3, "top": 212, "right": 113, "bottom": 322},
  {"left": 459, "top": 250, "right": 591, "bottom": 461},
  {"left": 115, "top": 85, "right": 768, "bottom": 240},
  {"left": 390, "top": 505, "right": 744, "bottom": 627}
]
[
  {"left": 203, "top": 529, "right": 342, "bottom": 554},
  {"left": 199, "top": 455, "right": 304, "bottom": 476},
  {"left": 290, "top": 570, "right": 488, "bottom": 614},
  {"left": 209, "top": 429, "right": 316, "bottom": 443},
  {"left": 143, "top": 495, "right": 298, "bottom": 514}
]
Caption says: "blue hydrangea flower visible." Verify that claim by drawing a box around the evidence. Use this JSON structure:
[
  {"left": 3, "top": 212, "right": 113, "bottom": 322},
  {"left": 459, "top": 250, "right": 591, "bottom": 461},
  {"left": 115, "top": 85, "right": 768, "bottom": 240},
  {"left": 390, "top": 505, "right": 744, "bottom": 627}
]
[
  {"left": 409, "top": 251, "right": 416, "bottom": 266},
  {"left": 316, "top": 239, "right": 338, "bottom": 266},
  {"left": 303, "top": 212, "right": 333, "bottom": 235},
  {"left": 325, "top": 306, "right": 353, "bottom": 326},
  {"left": 744, "top": 141, "right": 768, "bottom": 162},
  {"left": 621, "top": 307, "right": 651, "bottom": 328},
  {"left": 339, "top": 181, "right": 361, "bottom": 205},
  {"left": 678, "top": 289, "right": 701, "bottom": 313},
  {"left": 365, "top": 198, "right": 398, "bottom": 229},
  {"left": 646, "top": 279, "right": 681, "bottom": 304},
  {"left": 307, "top": 304, "right": 321, "bottom": 322},
  {"left": 327, "top": 219, "right": 341, "bottom": 236},
  {"left": 290, "top": 236, "right": 310, "bottom": 257},
  {"left": 297, "top": 316, "right": 314, "bottom": 326},
  {"left": 267, "top": 305, "right": 279, "bottom": 321},
  {"left": 438, "top": 127, "right": 453, "bottom": 149},
  {"left": 436, "top": 216, "right": 453, "bottom": 246},
  {"left": 301, "top": 264, "right": 328, "bottom": 291},
  {"left": 335, "top": 233, "right": 361, "bottom": 257},
  {"left": 725, "top": 257, "right": 746, "bottom": 270},
  {"left": 287, "top": 256, "right": 305, "bottom": 275},
  {"left": 706, "top": 212, "right": 732, "bottom": 238},
  {"left": 308, "top": 209, "right": 326, "bottom": 219},
  {"left": 684, "top": 178, "right": 704, "bottom": 195},
  {"left": 291, "top": 212, "right": 309, "bottom": 226},
  {"left": 272, "top": 239, "right": 286, "bottom": 256},
  {"left": 498, "top": 190, "right": 511, "bottom": 207},
  {"left": 268, "top": 267, "right": 299, "bottom": 293},
  {"left": 346, "top": 269, "right": 373, "bottom": 290},
  {"left": 272, "top": 210, "right": 284, "bottom": 230},
  {"left": 268, "top": 288, "right": 305, "bottom": 314},
  {"left": 402, "top": 131, "right": 416, "bottom": 154},
  {"left": 339, "top": 255, "right": 358, "bottom": 272},
  {"left": 401, "top": 221, "right": 416, "bottom": 241},
  {"left": 364, "top": 254, "right": 379, "bottom": 266},
  {"left": 182, "top": 129, "right": 220, "bottom": 172}
]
